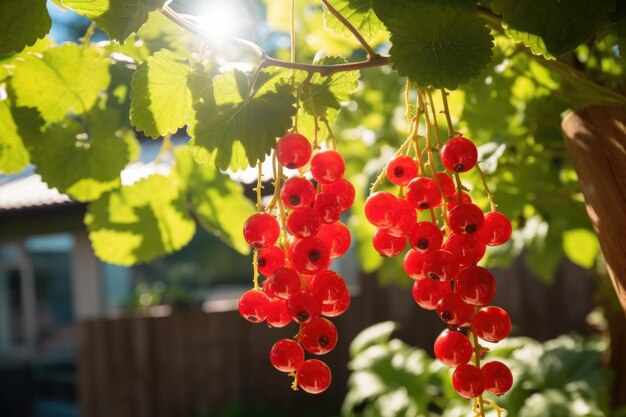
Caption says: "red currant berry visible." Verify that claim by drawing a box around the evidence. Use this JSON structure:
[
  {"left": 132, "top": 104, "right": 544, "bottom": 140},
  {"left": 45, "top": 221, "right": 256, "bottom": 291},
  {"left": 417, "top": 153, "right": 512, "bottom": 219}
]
[
  {"left": 434, "top": 329, "right": 473, "bottom": 367},
  {"left": 406, "top": 177, "right": 442, "bottom": 210},
  {"left": 269, "top": 339, "right": 304, "bottom": 372},
  {"left": 422, "top": 249, "right": 459, "bottom": 282},
  {"left": 481, "top": 361, "right": 513, "bottom": 395},
  {"left": 316, "top": 222, "right": 351, "bottom": 258},
  {"left": 313, "top": 193, "right": 342, "bottom": 224},
  {"left": 287, "top": 208, "right": 321, "bottom": 238},
  {"left": 446, "top": 192, "right": 473, "bottom": 211},
  {"left": 386, "top": 156, "right": 418, "bottom": 186},
  {"left": 448, "top": 203, "right": 485, "bottom": 234},
  {"left": 443, "top": 233, "right": 486, "bottom": 266},
  {"left": 300, "top": 318, "right": 338, "bottom": 355},
  {"left": 243, "top": 212, "right": 280, "bottom": 248},
  {"left": 403, "top": 249, "right": 427, "bottom": 280},
  {"left": 321, "top": 289, "right": 350, "bottom": 317},
  {"left": 472, "top": 306, "right": 511, "bottom": 342},
  {"left": 455, "top": 266, "right": 496, "bottom": 306},
  {"left": 364, "top": 192, "right": 400, "bottom": 229},
  {"left": 309, "top": 270, "right": 347, "bottom": 305},
  {"left": 276, "top": 133, "right": 312, "bottom": 169},
  {"left": 436, "top": 172, "right": 456, "bottom": 197},
  {"left": 385, "top": 198, "right": 417, "bottom": 237},
  {"left": 266, "top": 298, "right": 292, "bottom": 328},
  {"left": 441, "top": 136, "right": 478, "bottom": 173},
  {"left": 436, "top": 293, "right": 474, "bottom": 326},
  {"left": 372, "top": 229, "right": 406, "bottom": 257},
  {"left": 297, "top": 359, "right": 332, "bottom": 394},
  {"left": 281, "top": 177, "right": 316, "bottom": 209},
  {"left": 257, "top": 245, "right": 285, "bottom": 277},
  {"left": 290, "top": 237, "right": 330, "bottom": 274},
  {"left": 408, "top": 221, "right": 443, "bottom": 254},
  {"left": 267, "top": 267, "right": 302, "bottom": 300},
  {"left": 321, "top": 179, "right": 355, "bottom": 212},
  {"left": 411, "top": 278, "right": 451, "bottom": 310},
  {"left": 452, "top": 364, "right": 485, "bottom": 399},
  {"left": 480, "top": 212, "right": 512, "bottom": 246},
  {"left": 238, "top": 289, "right": 271, "bottom": 323},
  {"left": 310, "top": 150, "right": 345, "bottom": 184},
  {"left": 287, "top": 290, "right": 322, "bottom": 324}
]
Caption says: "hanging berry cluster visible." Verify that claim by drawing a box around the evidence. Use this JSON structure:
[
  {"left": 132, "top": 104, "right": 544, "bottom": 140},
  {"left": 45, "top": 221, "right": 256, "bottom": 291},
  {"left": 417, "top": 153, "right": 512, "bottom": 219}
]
[
  {"left": 239, "top": 131, "right": 354, "bottom": 394},
  {"left": 365, "top": 86, "right": 513, "bottom": 415}
]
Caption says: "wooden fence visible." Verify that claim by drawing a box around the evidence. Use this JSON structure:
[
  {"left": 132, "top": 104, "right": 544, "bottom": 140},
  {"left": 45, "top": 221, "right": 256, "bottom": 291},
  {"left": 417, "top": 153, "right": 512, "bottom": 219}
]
[{"left": 77, "top": 257, "right": 596, "bottom": 417}]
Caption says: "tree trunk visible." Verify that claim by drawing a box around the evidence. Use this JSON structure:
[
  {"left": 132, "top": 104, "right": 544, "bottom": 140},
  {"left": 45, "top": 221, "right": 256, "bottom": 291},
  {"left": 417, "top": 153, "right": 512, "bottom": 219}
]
[{"left": 562, "top": 105, "right": 626, "bottom": 412}]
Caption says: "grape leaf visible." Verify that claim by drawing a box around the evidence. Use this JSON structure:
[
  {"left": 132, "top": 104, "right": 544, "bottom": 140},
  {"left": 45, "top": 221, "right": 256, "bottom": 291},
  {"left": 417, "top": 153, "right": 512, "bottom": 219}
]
[
  {"left": 62, "top": 0, "right": 168, "bottom": 43},
  {"left": 189, "top": 69, "right": 297, "bottom": 171},
  {"left": 323, "top": 0, "right": 385, "bottom": 43},
  {"left": 23, "top": 108, "right": 140, "bottom": 202},
  {"left": 175, "top": 148, "right": 255, "bottom": 255},
  {"left": 0, "top": 0, "right": 51, "bottom": 54},
  {"left": 0, "top": 99, "right": 30, "bottom": 174},
  {"left": 491, "top": 0, "right": 615, "bottom": 59},
  {"left": 372, "top": 0, "right": 493, "bottom": 89},
  {"left": 85, "top": 174, "right": 196, "bottom": 266},
  {"left": 130, "top": 49, "right": 210, "bottom": 139},
  {"left": 11, "top": 44, "right": 111, "bottom": 122}
]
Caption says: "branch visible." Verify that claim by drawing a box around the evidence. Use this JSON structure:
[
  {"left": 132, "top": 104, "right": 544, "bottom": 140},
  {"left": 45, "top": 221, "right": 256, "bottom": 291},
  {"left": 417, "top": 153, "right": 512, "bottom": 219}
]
[{"left": 320, "top": 0, "right": 378, "bottom": 59}]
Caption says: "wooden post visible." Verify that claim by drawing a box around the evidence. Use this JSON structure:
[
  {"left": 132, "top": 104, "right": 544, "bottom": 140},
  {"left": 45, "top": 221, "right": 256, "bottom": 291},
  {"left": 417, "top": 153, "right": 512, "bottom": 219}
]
[{"left": 562, "top": 105, "right": 626, "bottom": 316}]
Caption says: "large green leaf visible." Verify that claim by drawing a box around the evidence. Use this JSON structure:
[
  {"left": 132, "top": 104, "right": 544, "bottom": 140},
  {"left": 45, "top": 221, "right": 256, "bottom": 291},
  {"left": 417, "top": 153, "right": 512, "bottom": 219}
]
[
  {"left": 85, "top": 174, "right": 196, "bottom": 266},
  {"left": 0, "top": 99, "right": 30, "bottom": 174},
  {"left": 11, "top": 44, "right": 111, "bottom": 122},
  {"left": 491, "top": 0, "right": 615, "bottom": 58},
  {"left": 323, "top": 0, "right": 385, "bottom": 43},
  {"left": 372, "top": 0, "right": 493, "bottom": 89},
  {"left": 175, "top": 148, "right": 255, "bottom": 255},
  {"left": 130, "top": 49, "right": 210, "bottom": 139},
  {"left": 24, "top": 108, "right": 140, "bottom": 202},
  {"left": 62, "top": 0, "right": 168, "bottom": 43},
  {"left": 563, "top": 229, "right": 600, "bottom": 269},
  {"left": 0, "top": 0, "right": 51, "bottom": 54},
  {"left": 189, "top": 69, "right": 297, "bottom": 171}
]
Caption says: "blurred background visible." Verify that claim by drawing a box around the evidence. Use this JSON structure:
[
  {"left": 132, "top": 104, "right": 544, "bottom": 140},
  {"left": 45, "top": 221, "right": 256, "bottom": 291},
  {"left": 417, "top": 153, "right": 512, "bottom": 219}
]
[{"left": 1, "top": 1, "right": 625, "bottom": 417}]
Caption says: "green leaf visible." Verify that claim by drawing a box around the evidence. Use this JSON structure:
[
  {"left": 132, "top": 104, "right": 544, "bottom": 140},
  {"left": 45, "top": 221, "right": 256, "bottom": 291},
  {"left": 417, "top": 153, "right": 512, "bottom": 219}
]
[
  {"left": 563, "top": 229, "right": 599, "bottom": 269},
  {"left": 62, "top": 0, "right": 168, "bottom": 43},
  {"left": 24, "top": 108, "right": 140, "bottom": 202},
  {"left": 323, "top": 0, "right": 385, "bottom": 43},
  {"left": 372, "top": 0, "right": 493, "bottom": 89},
  {"left": 0, "top": 0, "right": 51, "bottom": 54},
  {"left": 350, "top": 321, "right": 398, "bottom": 357},
  {"left": 175, "top": 148, "right": 255, "bottom": 255},
  {"left": 11, "top": 44, "right": 111, "bottom": 122},
  {"left": 85, "top": 174, "right": 196, "bottom": 266},
  {"left": 130, "top": 49, "right": 210, "bottom": 139},
  {"left": 189, "top": 69, "right": 297, "bottom": 171},
  {"left": 0, "top": 99, "right": 30, "bottom": 174},
  {"left": 491, "top": 0, "right": 615, "bottom": 58}
]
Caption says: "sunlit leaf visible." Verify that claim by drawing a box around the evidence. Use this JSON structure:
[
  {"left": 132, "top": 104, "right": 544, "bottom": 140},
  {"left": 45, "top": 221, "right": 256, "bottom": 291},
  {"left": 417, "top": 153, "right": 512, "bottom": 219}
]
[
  {"left": 0, "top": 99, "right": 30, "bottom": 174},
  {"left": 563, "top": 228, "right": 600, "bottom": 268},
  {"left": 0, "top": 0, "right": 51, "bottom": 54}
]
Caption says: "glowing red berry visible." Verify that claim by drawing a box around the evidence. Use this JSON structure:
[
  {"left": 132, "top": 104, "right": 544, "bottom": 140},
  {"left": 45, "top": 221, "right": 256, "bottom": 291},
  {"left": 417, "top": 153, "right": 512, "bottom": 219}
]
[
  {"left": 321, "top": 290, "right": 350, "bottom": 317},
  {"left": 443, "top": 233, "right": 486, "bottom": 266},
  {"left": 321, "top": 179, "right": 355, "bottom": 211},
  {"left": 287, "top": 290, "right": 323, "bottom": 324},
  {"left": 276, "top": 133, "right": 312, "bottom": 169},
  {"left": 441, "top": 136, "right": 478, "bottom": 173},
  {"left": 434, "top": 329, "right": 473, "bottom": 367},
  {"left": 436, "top": 172, "right": 456, "bottom": 197},
  {"left": 408, "top": 221, "right": 443, "bottom": 254},
  {"left": 310, "top": 150, "right": 345, "bottom": 184},
  {"left": 297, "top": 359, "right": 332, "bottom": 394},
  {"left": 481, "top": 361, "right": 513, "bottom": 395},
  {"left": 281, "top": 177, "right": 316, "bottom": 209},
  {"left": 300, "top": 318, "right": 338, "bottom": 355},
  {"left": 448, "top": 203, "right": 485, "bottom": 234},
  {"left": 267, "top": 267, "right": 302, "bottom": 300},
  {"left": 403, "top": 249, "right": 427, "bottom": 280},
  {"left": 385, "top": 198, "right": 417, "bottom": 237},
  {"left": 309, "top": 270, "right": 347, "bottom": 305},
  {"left": 243, "top": 212, "right": 280, "bottom": 248},
  {"left": 411, "top": 278, "right": 451, "bottom": 310},
  {"left": 455, "top": 266, "right": 496, "bottom": 306},
  {"left": 290, "top": 237, "right": 330, "bottom": 274},
  {"left": 422, "top": 249, "right": 459, "bottom": 282},
  {"left": 472, "top": 306, "right": 511, "bottom": 342},
  {"left": 386, "top": 155, "right": 418, "bottom": 186},
  {"left": 238, "top": 289, "right": 271, "bottom": 323},
  {"left": 446, "top": 191, "right": 473, "bottom": 211},
  {"left": 269, "top": 339, "right": 304, "bottom": 372},
  {"left": 266, "top": 298, "right": 292, "bottom": 328},
  {"left": 452, "top": 364, "right": 485, "bottom": 398},
  {"left": 257, "top": 245, "right": 285, "bottom": 277},
  {"left": 406, "top": 177, "right": 442, "bottom": 210},
  {"left": 373, "top": 229, "right": 406, "bottom": 257},
  {"left": 480, "top": 212, "right": 512, "bottom": 246},
  {"left": 364, "top": 192, "right": 399, "bottom": 229},
  {"left": 287, "top": 208, "right": 321, "bottom": 238},
  {"left": 313, "top": 193, "right": 342, "bottom": 224},
  {"left": 436, "top": 293, "right": 474, "bottom": 326},
  {"left": 316, "top": 222, "right": 351, "bottom": 258}
]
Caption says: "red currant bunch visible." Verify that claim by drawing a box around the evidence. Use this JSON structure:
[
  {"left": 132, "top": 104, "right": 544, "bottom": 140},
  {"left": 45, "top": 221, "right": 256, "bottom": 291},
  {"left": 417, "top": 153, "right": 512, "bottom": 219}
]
[{"left": 239, "top": 132, "right": 354, "bottom": 394}]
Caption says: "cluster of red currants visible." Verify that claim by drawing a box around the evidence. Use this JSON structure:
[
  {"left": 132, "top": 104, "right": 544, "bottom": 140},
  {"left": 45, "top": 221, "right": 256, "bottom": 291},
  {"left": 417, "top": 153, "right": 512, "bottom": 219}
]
[
  {"left": 239, "top": 132, "right": 354, "bottom": 394},
  {"left": 365, "top": 136, "right": 514, "bottom": 400}
]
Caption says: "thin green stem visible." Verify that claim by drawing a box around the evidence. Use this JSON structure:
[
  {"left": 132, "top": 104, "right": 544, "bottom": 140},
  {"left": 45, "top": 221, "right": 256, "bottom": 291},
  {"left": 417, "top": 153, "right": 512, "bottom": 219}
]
[
  {"left": 475, "top": 163, "right": 497, "bottom": 212},
  {"left": 81, "top": 22, "right": 96, "bottom": 48}
]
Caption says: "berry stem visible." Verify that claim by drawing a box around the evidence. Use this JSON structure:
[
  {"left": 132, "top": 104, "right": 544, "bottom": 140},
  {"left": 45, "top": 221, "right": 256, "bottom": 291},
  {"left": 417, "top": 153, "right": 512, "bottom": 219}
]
[
  {"left": 369, "top": 135, "right": 414, "bottom": 194},
  {"left": 252, "top": 248, "right": 261, "bottom": 290},
  {"left": 475, "top": 163, "right": 498, "bottom": 212},
  {"left": 154, "top": 134, "right": 172, "bottom": 165},
  {"left": 321, "top": 117, "right": 338, "bottom": 150},
  {"left": 440, "top": 89, "right": 460, "bottom": 139},
  {"left": 81, "top": 22, "right": 96, "bottom": 48},
  {"left": 470, "top": 328, "right": 487, "bottom": 417},
  {"left": 426, "top": 88, "right": 443, "bottom": 148},
  {"left": 453, "top": 171, "right": 464, "bottom": 205},
  {"left": 272, "top": 154, "right": 290, "bottom": 256},
  {"left": 254, "top": 160, "right": 264, "bottom": 211}
]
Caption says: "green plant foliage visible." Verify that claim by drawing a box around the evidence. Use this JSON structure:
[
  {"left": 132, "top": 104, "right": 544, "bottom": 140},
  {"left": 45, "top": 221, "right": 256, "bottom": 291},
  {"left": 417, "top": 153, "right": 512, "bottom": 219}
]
[
  {"left": 492, "top": 0, "right": 616, "bottom": 59},
  {"left": 563, "top": 229, "right": 600, "bottom": 269},
  {"left": 323, "top": 0, "right": 385, "bottom": 43},
  {"left": 130, "top": 49, "right": 211, "bottom": 139},
  {"left": 0, "top": 99, "right": 30, "bottom": 174},
  {"left": 189, "top": 69, "right": 297, "bottom": 171},
  {"left": 372, "top": 0, "right": 494, "bottom": 89},
  {"left": 175, "top": 148, "right": 255, "bottom": 255},
  {"left": 61, "top": 0, "right": 168, "bottom": 43},
  {"left": 85, "top": 174, "right": 196, "bottom": 266},
  {"left": 11, "top": 44, "right": 111, "bottom": 122},
  {"left": 0, "top": 0, "right": 51, "bottom": 54}
]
